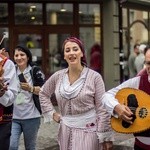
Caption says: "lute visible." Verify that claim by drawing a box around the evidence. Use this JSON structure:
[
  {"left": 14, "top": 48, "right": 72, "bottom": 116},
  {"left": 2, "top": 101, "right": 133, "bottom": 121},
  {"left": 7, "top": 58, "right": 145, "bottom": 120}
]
[{"left": 111, "top": 88, "right": 150, "bottom": 134}]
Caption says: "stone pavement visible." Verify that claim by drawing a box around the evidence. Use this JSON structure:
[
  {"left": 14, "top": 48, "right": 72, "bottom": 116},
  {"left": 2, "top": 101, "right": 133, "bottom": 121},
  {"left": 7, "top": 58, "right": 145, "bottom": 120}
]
[
  {"left": 19, "top": 116, "right": 134, "bottom": 150},
  {"left": 19, "top": 118, "right": 59, "bottom": 150},
  {"left": 113, "top": 133, "right": 134, "bottom": 150},
  {"left": 19, "top": 105, "right": 134, "bottom": 150}
]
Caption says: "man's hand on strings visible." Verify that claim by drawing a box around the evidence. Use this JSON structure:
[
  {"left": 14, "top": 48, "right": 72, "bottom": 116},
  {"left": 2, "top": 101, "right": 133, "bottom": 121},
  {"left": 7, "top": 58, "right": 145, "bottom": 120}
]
[{"left": 114, "top": 104, "right": 133, "bottom": 124}]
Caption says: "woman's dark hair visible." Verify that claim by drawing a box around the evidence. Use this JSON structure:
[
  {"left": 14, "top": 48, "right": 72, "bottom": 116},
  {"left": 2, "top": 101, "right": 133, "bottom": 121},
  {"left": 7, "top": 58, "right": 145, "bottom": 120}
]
[
  {"left": 14, "top": 45, "right": 33, "bottom": 66},
  {"left": 144, "top": 45, "right": 150, "bottom": 55}
]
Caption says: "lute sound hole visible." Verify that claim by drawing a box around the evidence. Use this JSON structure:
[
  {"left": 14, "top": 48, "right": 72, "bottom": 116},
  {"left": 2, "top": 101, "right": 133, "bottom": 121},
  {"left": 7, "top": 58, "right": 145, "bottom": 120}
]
[{"left": 138, "top": 107, "right": 148, "bottom": 118}]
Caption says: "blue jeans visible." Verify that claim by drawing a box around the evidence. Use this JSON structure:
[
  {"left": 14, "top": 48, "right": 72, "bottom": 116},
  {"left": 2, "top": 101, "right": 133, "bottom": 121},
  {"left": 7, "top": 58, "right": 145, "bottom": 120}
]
[{"left": 9, "top": 117, "right": 41, "bottom": 150}]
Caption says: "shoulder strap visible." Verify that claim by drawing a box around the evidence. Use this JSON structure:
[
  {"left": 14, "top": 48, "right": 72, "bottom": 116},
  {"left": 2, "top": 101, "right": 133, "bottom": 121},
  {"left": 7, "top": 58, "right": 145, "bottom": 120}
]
[
  {"left": 30, "top": 65, "right": 37, "bottom": 84},
  {"left": 30, "top": 66, "right": 42, "bottom": 114}
]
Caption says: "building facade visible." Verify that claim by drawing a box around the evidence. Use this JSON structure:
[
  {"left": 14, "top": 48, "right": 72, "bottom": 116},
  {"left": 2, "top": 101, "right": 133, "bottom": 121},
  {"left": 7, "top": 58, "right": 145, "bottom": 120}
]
[{"left": 0, "top": 0, "right": 150, "bottom": 90}]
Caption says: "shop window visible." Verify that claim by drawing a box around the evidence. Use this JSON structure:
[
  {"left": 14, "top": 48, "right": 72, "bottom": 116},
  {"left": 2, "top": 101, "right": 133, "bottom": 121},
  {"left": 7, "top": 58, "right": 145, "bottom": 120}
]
[
  {"left": 18, "top": 34, "right": 42, "bottom": 67},
  {"left": 0, "top": 3, "right": 8, "bottom": 24},
  {"left": 130, "top": 23, "right": 148, "bottom": 48},
  {"left": 122, "top": 8, "right": 127, "bottom": 27},
  {"left": 79, "top": 4, "right": 100, "bottom": 24},
  {"left": 79, "top": 27, "right": 101, "bottom": 73},
  {"left": 46, "top": 4, "right": 73, "bottom": 25},
  {"left": 14, "top": 3, "right": 43, "bottom": 25},
  {"left": 122, "top": 8, "right": 149, "bottom": 81},
  {"left": 122, "top": 9, "right": 149, "bottom": 55},
  {"left": 48, "top": 34, "right": 70, "bottom": 75},
  {"left": 129, "top": 9, "right": 148, "bottom": 26}
]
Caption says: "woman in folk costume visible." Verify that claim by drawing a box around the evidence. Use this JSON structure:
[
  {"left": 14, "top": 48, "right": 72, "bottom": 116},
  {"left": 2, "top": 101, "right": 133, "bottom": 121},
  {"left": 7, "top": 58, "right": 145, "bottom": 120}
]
[
  {"left": 102, "top": 45, "right": 150, "bottom": 150},
  {"left": 39, "top": 37, "right": 114, "bottom": 150}
]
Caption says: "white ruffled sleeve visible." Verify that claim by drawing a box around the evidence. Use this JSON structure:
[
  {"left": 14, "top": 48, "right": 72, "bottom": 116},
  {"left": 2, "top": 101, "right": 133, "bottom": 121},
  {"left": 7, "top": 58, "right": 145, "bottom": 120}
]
[
  {"left": 42, "top": 110, "right": 56, "bottom": 123},
  {"left": 94, "top": 73, "right": 115, "bottom": 143}
]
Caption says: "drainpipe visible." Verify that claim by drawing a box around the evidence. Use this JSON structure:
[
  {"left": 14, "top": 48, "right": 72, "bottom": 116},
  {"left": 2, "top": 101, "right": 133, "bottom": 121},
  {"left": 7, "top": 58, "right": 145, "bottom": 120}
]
[{"left": 119, "top": 0, "right": 124, "bottom": 83}]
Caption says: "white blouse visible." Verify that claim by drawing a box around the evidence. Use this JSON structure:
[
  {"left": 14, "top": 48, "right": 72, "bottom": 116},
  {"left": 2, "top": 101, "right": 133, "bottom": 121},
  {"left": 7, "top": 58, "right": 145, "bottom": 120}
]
[
  {"left": 102, "top": 76, "right": 140, "bottom": 116},
  {"left": 0, "top": 58, "right": 18, "bottom": 106},
  {"left": 13, "top": 65, "right": 40, "bottom": 119},
  {"left": 60, "top": 67, "right": 87, "bottom": 100},
  {"left": 102, "top": 75, "right": 150, "bottom": 144}
]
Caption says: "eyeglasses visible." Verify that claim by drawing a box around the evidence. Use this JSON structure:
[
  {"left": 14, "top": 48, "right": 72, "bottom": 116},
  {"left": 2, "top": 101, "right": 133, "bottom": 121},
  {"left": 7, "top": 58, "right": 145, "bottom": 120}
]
[{"left": 144, "top": 61, "right": 150, "bottom": 65}]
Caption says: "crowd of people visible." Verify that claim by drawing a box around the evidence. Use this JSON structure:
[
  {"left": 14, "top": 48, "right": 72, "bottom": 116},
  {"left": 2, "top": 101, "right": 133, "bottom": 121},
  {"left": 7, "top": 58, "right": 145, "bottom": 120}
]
[
  {"left": 0, "top": 37, "right": 149, "bottom": 150},
  {"left": 126, "top": 43, "right": 147, "bottom": 80}
]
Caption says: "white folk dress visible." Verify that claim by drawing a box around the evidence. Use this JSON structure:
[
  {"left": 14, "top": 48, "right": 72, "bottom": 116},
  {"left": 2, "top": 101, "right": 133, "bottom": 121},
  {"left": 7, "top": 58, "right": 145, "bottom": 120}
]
[{"left": 39, "top": 67, "right": 114, "bottom": 150}]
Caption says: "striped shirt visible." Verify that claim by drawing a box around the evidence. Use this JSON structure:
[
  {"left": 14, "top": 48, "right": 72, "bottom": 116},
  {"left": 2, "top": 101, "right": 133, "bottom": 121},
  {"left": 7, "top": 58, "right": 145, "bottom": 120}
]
[{"left": 40, "top": 67, "right": 114, "bottom": 150}]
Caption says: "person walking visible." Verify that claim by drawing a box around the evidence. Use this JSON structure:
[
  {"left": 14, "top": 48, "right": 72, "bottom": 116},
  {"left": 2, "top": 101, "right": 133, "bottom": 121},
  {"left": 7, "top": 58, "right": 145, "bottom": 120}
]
[
  {"left": 128, "top": 44, "right": 139, "bottom": 78},
  {"left": 102, "top": 44, "right": 150, "bottom": 150},
  {"left": 39, "top": 37, "right": 114, "bottom": 150},
  {"left": 134, "top": 44, "right": 146, "bottom": 74},
  {"left": 0, "top": 48, "right": 18, "bottom": 150},
  {"left": 90, "top": 43, "right": 101, "bottom": 73},
  {"left": 9, "top": 45, "right": 45, "bottom": 150}
]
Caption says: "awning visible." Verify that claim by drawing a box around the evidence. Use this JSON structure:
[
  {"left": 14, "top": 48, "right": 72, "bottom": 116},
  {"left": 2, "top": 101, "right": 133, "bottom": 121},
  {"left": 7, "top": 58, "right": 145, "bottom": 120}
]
[
  {"left": 120, "top": 0, "right": 150, "bottom": 5},
  {"left": 120, "top": 0, "right": 150, "bottom": 7}
]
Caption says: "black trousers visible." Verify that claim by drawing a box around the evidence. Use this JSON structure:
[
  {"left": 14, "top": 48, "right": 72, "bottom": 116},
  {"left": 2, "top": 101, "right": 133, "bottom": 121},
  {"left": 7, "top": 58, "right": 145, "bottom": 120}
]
[
  {"left": 0, "top": 122, "right": 12, "bottom": 150},
  {"left": 134, "top": 144, "right": 145, "bottom": 150},
  {"left": 134, "top": 138, "right": 150, "bottom": 150}
]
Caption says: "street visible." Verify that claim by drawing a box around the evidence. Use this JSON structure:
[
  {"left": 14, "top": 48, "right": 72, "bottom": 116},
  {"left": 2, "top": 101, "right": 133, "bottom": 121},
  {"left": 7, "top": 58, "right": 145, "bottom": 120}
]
[{"left": 19, "top": 117, "right": 134, "bottom": 150}]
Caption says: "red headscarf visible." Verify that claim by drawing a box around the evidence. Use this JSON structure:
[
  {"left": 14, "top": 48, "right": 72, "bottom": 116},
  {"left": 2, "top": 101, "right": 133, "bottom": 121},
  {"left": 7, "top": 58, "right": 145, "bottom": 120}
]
[{"left": 62, "top": 37, "right": 87, "bottom": 66}]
